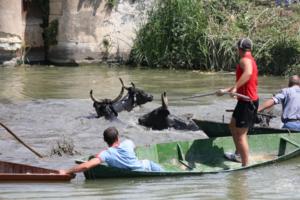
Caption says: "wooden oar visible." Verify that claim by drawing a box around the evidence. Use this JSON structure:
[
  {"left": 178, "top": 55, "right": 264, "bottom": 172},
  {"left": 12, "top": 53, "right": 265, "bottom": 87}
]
[
  {"left": 0, "top": 122, "right": 44, "bottom": 158},
  {"left": 183, "top": 91, "right": 251, "bottom": 101}
]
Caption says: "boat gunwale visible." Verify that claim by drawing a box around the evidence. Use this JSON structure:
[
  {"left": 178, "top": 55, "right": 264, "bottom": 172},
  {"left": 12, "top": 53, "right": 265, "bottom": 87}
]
[
  {"left": 75, "top": 144, "right": 300, "bottom": 178},
  {"left": 0, "top": 160, "right": 75, "bottom": 182},
  {"left": 0, "top": 174, "right": 74, "bottom": 182},
  {"left": 192, "top": 119, "right": 298, "bottom": 137}
]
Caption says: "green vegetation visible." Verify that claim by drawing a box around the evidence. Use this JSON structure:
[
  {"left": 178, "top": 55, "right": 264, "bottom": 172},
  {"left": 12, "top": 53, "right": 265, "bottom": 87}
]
[
  {"left": 36, "top": 0, "right": 58, "bottom": 60},
  {"left": 106, "top": 0, "right": 118, "bottom": 9},
  {"left": 37, "top": 0, "right": 50, "bottom": 29},
  {"left": 102, "top": 38, "right": 111, "bottom": 59},
  {"left": 44, "top": 19, "right": 59, "bottom": 47},
  {"left": 131, "top": 0, "right": 300, "bottom": 75}
]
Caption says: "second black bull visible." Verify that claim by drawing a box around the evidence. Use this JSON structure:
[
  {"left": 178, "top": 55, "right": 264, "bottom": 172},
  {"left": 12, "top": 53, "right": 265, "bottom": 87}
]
[
  {"left": 138, "top": 92, "right": 199, "bottom": 131},
  {"left": 90, "top": 78, "right": 153, "bottom": 120}
]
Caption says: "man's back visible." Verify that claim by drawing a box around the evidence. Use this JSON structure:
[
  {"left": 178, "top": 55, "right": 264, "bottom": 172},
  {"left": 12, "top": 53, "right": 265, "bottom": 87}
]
[
  {"left": 273, "top": 85, "right": 300, "bottom": 122},
  {"left": 97, "top": 140, "right": 144, "bottom": 171}
]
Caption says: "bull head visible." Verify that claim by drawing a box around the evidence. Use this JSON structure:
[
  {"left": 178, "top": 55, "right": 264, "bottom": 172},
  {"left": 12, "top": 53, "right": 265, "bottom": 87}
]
[
  {"left": 124, "top": 82, "right": 153, "bottom": 106},
  {"left": 138, "top": 92, "right": 199, "bottom": 131},
  {"left": 90, "top": 78, "right": 125, "bottom": 119},
  {"left": 138, "top": 92, "right": 170, "bottom": 130}
]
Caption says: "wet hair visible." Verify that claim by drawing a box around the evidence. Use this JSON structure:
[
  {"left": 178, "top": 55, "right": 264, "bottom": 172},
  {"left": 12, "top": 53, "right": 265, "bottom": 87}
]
[
  {"left": 288, "top": 75, "right": 300, "bottom": 87},
  {"left": 103, "top": 127, "right": 119, "bottom": 146}
]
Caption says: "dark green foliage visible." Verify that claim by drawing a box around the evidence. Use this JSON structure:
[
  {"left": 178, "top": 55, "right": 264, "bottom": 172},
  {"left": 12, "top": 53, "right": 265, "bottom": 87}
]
[
  {"left": 131, "top": 0, "right": 300, "bottom": 75},
  {"left": 37, "top": 0, "right": 50, "bottom": 28},
  {"left": 261, "top": 37, "right": 300, "bottom": 75},
  {"left": 132, "top": 0, "right": 207, "bottom": 69},
  {"left": 103, "top": 38, "right": 110, "bottom": 48},
  {"left": 36, "top": 0, "right": 55, "bottom": 60},
  {"left": 102, "top": 38, "right": 110, "bottom": 59},
  {"left": 106, "top": 0, "right": 118, "bottom": 9},
  {"left": 44, "top": 19, "right": 59, "bottom": 47}
]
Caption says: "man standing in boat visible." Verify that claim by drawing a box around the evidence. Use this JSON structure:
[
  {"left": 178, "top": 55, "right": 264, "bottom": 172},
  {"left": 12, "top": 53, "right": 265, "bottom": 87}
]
[
  {"left": 217, "top": 38, "right": 259, "bottom": 166},
  {"left": 59, "top": 127, "right": 163, "bottom": 175},
  {"left": 258, "top": 75, "right": 300, "bottom": 131}
]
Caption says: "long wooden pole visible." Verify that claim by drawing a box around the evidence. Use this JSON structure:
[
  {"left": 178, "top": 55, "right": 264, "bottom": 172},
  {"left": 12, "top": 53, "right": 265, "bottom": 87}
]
[
  {"left": 0, "top": 122, "right": 43, "bottom": 158},
  {"left": 183, "top": 91, "right": 251, "bottom": 101}
]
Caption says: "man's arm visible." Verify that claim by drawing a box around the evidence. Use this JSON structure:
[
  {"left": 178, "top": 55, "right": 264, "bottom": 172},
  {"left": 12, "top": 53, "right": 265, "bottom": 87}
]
[
  {"left": 230, "top": 58, "right": 253, "bottom": 93},
  {"left": 59, "top": 158, "right": 101, "bottom": 175},
  {"left": 258, "top": 99, "right": 275, "bottom": 112},
  {"left": 217, "top": 58, "right": 252, "bottom": 96}
]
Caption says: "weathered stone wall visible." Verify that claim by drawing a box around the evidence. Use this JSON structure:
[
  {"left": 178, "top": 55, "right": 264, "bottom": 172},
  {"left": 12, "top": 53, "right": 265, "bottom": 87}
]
[
  {"left": 0, "top": 0, "right": 23, "bottom": 65},
  {"left": 48, "top": 0, "right": 154, "bottom": 64},
  {"left": 0, "top": 0, "right": 154, "bottom": 65},
  {"left": 0, "top": 0, "right": 45, "bottom": 65}
]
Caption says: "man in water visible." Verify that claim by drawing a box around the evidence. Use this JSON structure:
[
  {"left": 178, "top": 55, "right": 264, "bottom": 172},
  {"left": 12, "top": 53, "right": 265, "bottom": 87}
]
[
  {"left": 258, "top": 75, "right": 300, "bottom": 131},
  {"left": 59, "top": 127, "right": 163, "bottom": 175},
  {"left": 217, "top": 38, "right": 259, "bottom": 167}
]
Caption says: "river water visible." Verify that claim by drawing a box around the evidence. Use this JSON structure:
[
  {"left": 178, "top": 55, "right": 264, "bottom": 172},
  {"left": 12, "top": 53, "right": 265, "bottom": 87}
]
[{"left": 0, "top": 65, "right": 299, "bottom": 199}]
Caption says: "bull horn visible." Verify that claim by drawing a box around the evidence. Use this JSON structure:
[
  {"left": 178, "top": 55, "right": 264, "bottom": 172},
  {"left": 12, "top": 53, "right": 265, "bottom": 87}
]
[
  {"left": 131, "top": 82, "right": 135, "bottom": 88},
  {"left": 111, "top": 82, "right": 125, "bottom": 103},
  {"left": 161, "top": 92, "right": 168, "bottom": 108},
  {"left": 122, "top": 80, "right": 131, "bottom": 91},
  {"left": 90, "top": 90, "right": 102, "bottom": 103},
  {"left": 119, "top": 78, "right": 125, "bottom": 88}
]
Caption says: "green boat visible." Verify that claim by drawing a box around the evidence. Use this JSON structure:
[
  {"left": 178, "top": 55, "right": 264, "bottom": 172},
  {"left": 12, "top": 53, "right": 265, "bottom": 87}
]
[
  {"left": 76, "top": 133, "right": 300, "bottom": 179},
  {"left": 193, "top": 119, "right": 299, "bottom": 138}
]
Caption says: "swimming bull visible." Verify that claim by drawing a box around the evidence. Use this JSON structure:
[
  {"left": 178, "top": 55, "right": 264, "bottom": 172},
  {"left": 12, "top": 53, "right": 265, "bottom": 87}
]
[
  {"left": 138, "top": 92, "right": 199, "bottom": 131},
  {"left": 90, "top": 78, "right": 153, "bottom": 120}
]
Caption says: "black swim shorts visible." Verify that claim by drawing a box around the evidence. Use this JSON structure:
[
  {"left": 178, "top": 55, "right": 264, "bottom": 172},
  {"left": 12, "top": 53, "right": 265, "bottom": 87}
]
[{"left": 233, "top": 100, "right": 259, "bottom": 128}]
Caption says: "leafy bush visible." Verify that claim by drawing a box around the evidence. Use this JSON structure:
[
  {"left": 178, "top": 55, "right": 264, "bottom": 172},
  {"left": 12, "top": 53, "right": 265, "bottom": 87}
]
[
  {"left": 132, "top": 0, "right": 207, "bottom": 69},
  {"left": 106, "top": 0, "right": 118, "bottom": 9},
  {"left": 131, "top": 0, "right": 300, "bottom": 75},
  {"left": 44, "top": 19, "right": 59, "bottom": 47},
  {"left": 258, "top": 36, "right": 300, "bottom": 75}
]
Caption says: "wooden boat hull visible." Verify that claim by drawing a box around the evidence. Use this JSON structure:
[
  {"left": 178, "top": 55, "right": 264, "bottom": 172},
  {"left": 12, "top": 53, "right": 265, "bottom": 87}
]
[
  {"left": 193, "top": 119, "right": 298, "bottom": 137},
  {"left": 0, "top": 161, "right": 74, "bottom": 182},
  {"left": 76, "top": 133, "right": 300, "bottom": 179}
]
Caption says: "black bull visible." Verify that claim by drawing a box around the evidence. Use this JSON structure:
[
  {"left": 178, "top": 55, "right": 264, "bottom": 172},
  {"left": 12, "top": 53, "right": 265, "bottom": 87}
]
[
  {"left": 90, "top": 78, "right": 153, "bottom": 120},
  {"left": 138, "top": 92, "right": 199, "bottom": 131}
]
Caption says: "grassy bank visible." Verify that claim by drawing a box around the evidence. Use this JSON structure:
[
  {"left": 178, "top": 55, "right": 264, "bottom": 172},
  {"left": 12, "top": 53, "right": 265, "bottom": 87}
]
[{"left": 131, "top": 0, "right": 300, "bottom": 75}]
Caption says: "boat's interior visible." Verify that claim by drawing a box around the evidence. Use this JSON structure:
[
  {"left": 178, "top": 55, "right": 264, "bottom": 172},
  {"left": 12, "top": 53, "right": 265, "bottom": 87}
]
[
  {"left": 73, "top": 133, "right": 300, "bottom": 180},
  {"left": 0, "top": 161, "right": 58, "bottom": 174},
  {"left": 136, "top": 133, "right": 300, "bottom": 172}
]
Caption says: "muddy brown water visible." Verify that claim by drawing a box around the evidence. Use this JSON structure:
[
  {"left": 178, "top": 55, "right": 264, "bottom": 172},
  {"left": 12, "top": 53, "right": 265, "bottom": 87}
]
[{"left": 0, "top": 65, "right": 299, "bottom": 199}]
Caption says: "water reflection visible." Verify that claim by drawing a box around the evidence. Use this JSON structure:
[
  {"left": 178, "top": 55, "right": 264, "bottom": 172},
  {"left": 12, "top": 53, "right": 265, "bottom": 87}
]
[{"left": 227, "top": 171, "right": 249, "bottom": 200}]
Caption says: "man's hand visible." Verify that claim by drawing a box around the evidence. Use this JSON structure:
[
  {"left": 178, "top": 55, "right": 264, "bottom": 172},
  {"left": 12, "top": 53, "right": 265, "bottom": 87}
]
[
  {"left": 216, "top": 89, "right": 227, "bottom": 96},
  {"left": 228, "top": 86, "right": 237, "bottom": 93},
  {"left": 58, "top": 169, "right": 68, "bottom": 175},
  {"left": 228, "top": 86, "right": 237, "bottom": 97}
]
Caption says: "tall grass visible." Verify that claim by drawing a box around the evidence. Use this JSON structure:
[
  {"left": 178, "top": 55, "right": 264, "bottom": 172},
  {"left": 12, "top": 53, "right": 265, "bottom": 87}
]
[
  {"left": 132, "top": 0, "right": 207, "bottom": 69},
  {"left": 131, "top": 0, "right": 300, "bottom": 75}
]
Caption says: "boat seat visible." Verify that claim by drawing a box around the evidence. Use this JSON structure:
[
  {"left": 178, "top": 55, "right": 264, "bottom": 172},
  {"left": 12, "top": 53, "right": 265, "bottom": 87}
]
[
  {"left": 176, "top": 143, "right": 193, "bottom": 170},
  {"left": 278, "top": 136, "right": 300, "bottom": 156}
]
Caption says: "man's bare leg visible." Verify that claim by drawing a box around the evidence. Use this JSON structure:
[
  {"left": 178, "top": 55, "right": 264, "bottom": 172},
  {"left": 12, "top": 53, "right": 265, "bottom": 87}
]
[
  {"left": 229, "top": 117, "right": 239, "bottom": 154},
  {"left": 234, "top": 127, "right": 249, "bottom": 166},
  {"left": 229, "top": 117, "right": 249, "bottom": 166}
]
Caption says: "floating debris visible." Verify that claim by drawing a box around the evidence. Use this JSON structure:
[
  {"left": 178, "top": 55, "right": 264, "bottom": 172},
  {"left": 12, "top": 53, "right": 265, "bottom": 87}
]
[{"left": 50, "top": 136, "right": 81, "bottom": 156}]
